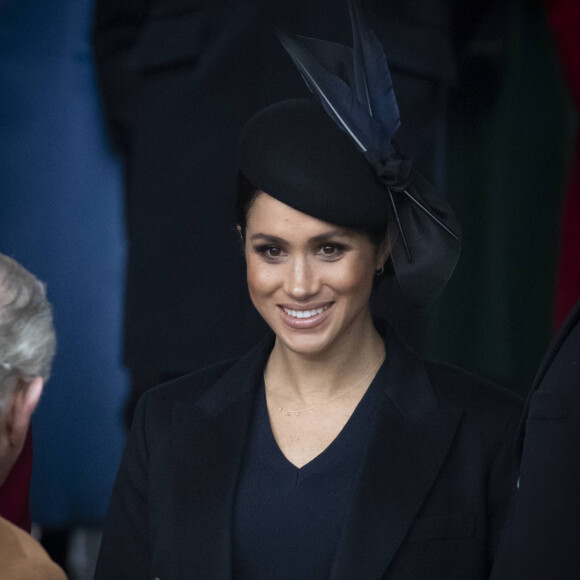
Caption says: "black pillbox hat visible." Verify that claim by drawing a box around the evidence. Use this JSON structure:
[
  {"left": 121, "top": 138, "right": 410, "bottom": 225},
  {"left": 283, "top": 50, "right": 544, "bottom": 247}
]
[{"left": 238, "top": 98, "right": 390, "bottom": 233}]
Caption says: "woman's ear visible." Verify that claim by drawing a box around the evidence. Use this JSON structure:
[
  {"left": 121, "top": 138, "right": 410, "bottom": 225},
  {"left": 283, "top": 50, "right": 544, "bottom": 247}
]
[
  {"left": 237, "top": 225, "right": 246, "bottom": 256},
  {"left": 375, "top": 234, "right": 391, "bottom": 272}
]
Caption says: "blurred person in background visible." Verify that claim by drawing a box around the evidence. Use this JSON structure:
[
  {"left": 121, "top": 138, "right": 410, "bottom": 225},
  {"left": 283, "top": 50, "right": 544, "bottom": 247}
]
[
  {"left": 432, "top": 0, "right": 575, "bottom": 392},
  {"left": 491, "top": 297, "right": 580, "bottom": 579},
  {"left": 0, "top": 253, "right": 66, "bottom": 579},
  {"left": 0, "top": 0, "right": 128, "bottom": 573}
]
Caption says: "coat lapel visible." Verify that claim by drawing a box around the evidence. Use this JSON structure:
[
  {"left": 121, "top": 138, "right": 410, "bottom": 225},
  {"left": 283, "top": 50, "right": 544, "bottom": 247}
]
[
  {"left": 168, "top": 323, "right": 461, "bottom": 580},
  {"left": 171, "top": 334, "right": 274, "bottom": 579},
  {"left": 330, "top": 326, "right": 463, "bottom": 580},
  {"left": 531, "top": 298, "right": 580, "bottom": 392},
  {"left": 512, "top": 298, "right": 580, "bottom": 459}
]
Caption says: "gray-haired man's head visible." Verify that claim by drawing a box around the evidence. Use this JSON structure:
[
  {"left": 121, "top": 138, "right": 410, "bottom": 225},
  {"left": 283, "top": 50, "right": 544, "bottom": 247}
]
[{"left": 0, "top": 253, "right": 56, "bottom": 417}]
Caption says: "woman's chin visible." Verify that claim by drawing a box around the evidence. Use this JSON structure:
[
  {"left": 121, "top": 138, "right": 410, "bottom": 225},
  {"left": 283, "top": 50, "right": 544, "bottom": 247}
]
[
  {"left": 278, "top": 338, "right": 333, "bottom": 358},
  {"left": 273, "top": 324, "right": 340, "bottom": 358},
  {"left": 266, "top": 302, "right": 372, "bottom": 358}
]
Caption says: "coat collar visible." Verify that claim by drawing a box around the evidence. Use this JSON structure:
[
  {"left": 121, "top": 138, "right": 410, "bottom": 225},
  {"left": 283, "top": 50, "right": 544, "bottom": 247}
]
[
  {"left": 512, "top": 298, "right": 580, "bottom": 461},
  {"left": 330, "top": 319, "right": 463, "bottom": 579},
  {"left": 195, "top": 331, "right": 275, "bottom": 416},
  {"left": 195, "top": 317, "right": 441, "bottom": 419},
  {"left": 171, "top": 320, "right": 462, "bottom": 579},
  {"left": 531, "top": 298, "right": 580, "bottom": 392},
  {"left": 170, "top": 333, "right": 274, "bottom": 579}
]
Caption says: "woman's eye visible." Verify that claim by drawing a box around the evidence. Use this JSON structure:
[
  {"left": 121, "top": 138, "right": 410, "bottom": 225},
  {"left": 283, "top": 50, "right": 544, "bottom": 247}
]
[
  {"left": 318, "top": 243, "right": 345, "bottom": 258},
  {"left": 254, "top": 245, "right": 285, "bottom": 261},
  {"left": 267, "top": 246, "right": 282, "bottom": 257}
]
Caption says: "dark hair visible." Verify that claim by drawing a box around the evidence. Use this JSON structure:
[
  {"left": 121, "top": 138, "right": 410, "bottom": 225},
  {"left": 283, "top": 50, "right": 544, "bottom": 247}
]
[{"left": 235, "top": 171, "right": 260, "bottom": 236}]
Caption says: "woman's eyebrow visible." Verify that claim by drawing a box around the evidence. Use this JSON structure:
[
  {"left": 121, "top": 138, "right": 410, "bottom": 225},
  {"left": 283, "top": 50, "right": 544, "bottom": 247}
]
[
  {"left": 250, "top": 233, "right": 287, "bottom": 244},
  {"left": 308, "top": 230, "right": 353, "bottom": 243},
  {"left": 250, "top": 230, "right": 353, "bottom": 244}
]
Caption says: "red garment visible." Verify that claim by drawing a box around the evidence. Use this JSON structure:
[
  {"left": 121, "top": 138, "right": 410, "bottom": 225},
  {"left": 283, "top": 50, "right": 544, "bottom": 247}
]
[
  {"left": 0, "top": 430, "right": 32, "bottom": 532},
  {"left": 545, "top": 0, "right": 580, "bottom": 108},
  {"left": 554, "top": 153, "right": 580, "bottom": 327},
  {"left": 545, "top": 0, "right": 580, "bottom": 328}
]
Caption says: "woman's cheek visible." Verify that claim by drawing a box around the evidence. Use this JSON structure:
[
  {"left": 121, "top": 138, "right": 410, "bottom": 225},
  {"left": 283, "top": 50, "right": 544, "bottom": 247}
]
[
  {"left": 330, "top": 258, "right": 374, "bottom": 294},
  {"left": 246, "top": 260, "right": 277, "bottom": 295}
]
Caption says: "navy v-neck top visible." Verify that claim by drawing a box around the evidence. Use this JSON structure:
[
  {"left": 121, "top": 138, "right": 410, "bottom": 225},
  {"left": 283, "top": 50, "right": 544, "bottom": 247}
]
[{"left": 232, "top": 373, "right": 382, "bottom": 579}]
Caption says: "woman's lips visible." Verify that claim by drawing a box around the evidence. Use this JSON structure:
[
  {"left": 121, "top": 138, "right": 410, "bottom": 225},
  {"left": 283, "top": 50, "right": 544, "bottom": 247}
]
[{"left": 278, "top": 302, "right": 334, "bottom": 329}]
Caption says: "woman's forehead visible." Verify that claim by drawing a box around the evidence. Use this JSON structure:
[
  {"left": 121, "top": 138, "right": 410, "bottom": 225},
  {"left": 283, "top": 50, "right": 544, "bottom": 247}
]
[{"left": 246, "top": 192, "right": 361, "bottom": 242}]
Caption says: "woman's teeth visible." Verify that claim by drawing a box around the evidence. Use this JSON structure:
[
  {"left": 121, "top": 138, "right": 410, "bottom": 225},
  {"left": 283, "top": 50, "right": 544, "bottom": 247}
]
[{"left": 284, "top": 307, "right": 324, "bottom": 319}]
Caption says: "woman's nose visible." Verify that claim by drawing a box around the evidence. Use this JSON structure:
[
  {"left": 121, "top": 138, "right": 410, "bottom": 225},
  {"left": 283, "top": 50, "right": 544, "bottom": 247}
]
[{"left": 284, "top": 256, "right": 318, "bottom": 299}]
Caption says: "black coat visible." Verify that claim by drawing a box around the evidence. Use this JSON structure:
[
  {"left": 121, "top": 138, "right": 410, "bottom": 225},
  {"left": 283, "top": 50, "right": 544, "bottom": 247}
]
[
  {"left": 95, "top": 322, "right": 523, "bottom": 579},
  {"left": 492, "top": 298, "right": 580, "bottom": 579},
  {"left": 92, "top": 0, "right": 457, "bottom": 373}
]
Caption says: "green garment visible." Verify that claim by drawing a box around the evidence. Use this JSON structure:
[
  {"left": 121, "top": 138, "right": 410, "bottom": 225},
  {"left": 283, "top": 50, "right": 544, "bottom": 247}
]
[{"left": 433, "top": 0, "right": 576, "bottom": 394}]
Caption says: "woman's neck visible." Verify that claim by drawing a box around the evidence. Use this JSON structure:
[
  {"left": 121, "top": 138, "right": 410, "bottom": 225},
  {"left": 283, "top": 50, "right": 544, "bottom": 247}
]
[{"left": 264, "top": 311, "right": 385, "bottom": 404}]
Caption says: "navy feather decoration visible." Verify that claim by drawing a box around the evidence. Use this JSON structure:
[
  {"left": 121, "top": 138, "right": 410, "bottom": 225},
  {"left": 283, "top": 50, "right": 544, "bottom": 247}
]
[
  {"left": 348, "top": 0, "right": 400, "bottom": 141},
  {"left": 278, "top": 30, "right": 388, "bottom": 155},
  {"left": 295, "top": 36, "right": 356, "bottom": 86},
  {"left": 277, "top": 0, "right": 461, "bottom": 303}
]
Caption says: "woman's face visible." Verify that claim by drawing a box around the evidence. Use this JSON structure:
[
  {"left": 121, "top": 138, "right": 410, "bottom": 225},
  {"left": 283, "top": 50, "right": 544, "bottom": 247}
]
[{"left": 244, "top": 192, "right": 388, "bottom": 357}]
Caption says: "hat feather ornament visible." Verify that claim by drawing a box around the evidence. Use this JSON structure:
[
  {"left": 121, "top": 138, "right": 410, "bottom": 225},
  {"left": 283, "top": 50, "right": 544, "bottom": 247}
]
[{"left": 278, "top": 0, "right": 460, "bottom": 306}]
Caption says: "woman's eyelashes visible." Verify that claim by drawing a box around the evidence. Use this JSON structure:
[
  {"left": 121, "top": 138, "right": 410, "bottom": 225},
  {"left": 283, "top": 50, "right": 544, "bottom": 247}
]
[
  {"left": 254, "top": 244, "right": 285, "bottom": 262},
  {"left": 316, "top": 243, "right": 347, "bottom": 260},
  {"left": 252, "top": 242, "right": 348, "bottom": 263}
]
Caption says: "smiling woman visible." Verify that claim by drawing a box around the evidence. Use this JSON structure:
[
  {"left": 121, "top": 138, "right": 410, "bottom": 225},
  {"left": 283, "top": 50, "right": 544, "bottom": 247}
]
[
  {"left": 244, "top": 192, "right": 387, "bottom": 361},
  {"left": 242, "top": 191, "right": 389, "bottom": 472},
  {"left": 95, "top": 2, "right": 523, "bottom": 579}
]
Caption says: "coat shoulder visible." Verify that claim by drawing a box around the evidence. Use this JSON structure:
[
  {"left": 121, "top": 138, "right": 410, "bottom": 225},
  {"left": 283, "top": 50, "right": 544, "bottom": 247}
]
[
  {"left": 125, "top": 357, "right": 245, "bottom": 453},
  {"left": 424, "top": 360, "right": 524, "bottom": 428},
  {"left": 145, "top": 357, "right": 239, "bottom": 407}
]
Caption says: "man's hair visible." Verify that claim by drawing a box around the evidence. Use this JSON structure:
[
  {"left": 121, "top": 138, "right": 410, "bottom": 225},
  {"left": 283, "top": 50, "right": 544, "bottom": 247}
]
[{"left": 0, "top": 253, "right": 56, "bottom": 413}]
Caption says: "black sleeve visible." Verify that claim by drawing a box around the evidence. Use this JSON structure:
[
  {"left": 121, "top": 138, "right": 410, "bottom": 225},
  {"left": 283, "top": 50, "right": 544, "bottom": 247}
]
[{"left": 94, "top": 392, "right": 151, "bottom": 579}]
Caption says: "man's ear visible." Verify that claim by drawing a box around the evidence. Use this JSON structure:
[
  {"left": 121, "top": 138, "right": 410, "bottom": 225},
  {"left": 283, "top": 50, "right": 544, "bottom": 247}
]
[{"left": 8, "top": 377, "right": 43, "bottom": 448}]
